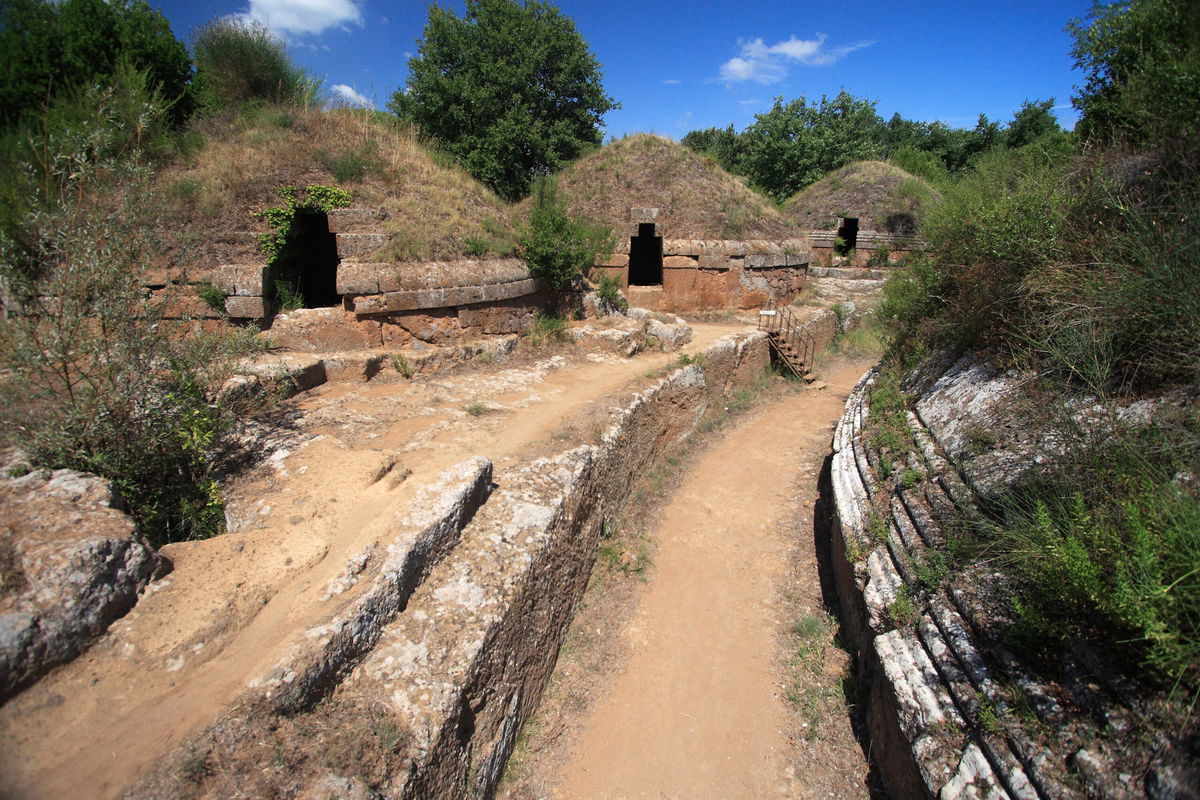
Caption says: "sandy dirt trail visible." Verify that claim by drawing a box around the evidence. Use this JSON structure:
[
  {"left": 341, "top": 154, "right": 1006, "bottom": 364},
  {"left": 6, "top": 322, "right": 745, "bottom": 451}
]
[
  {"left": 0, "top": 321, "right": 746, "bottom": 800},
  {"left": 553, "top": 358, "right": 874, "bottom": 800}
]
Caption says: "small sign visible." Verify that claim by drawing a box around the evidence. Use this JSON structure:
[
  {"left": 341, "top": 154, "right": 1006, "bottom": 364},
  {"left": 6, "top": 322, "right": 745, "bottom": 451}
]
[{"left": 759, "top": 309, "right": 777, "bottom": 316}]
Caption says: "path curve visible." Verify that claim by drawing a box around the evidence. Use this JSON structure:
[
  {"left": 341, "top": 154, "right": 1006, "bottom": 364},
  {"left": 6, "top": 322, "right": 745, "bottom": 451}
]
[{"left": 554, "top": 358, "right": 875, "bottom": 800}]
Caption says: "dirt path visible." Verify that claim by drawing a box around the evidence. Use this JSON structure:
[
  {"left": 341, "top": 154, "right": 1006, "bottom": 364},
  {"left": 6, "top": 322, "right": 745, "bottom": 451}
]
[
  {"left": 520, "top": 357, "right": 875, "bottom": 800},
  {"left": 0, "top": 321, "right": 747, "bottom": 800}
]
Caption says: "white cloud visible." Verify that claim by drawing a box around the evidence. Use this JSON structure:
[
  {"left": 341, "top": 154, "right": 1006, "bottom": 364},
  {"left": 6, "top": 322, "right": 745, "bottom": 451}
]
[
  {"left": 330, "top": 84, "right": 372, "bottom": 107},
  {"left": 718, "top": 34, "right": 871, "bottom": 85},
  {"left": 663, "top": 79, "right": 682, "bottom": 85},
  {"left": 244, "top": 0, "right": 363, "bottom": 35}
]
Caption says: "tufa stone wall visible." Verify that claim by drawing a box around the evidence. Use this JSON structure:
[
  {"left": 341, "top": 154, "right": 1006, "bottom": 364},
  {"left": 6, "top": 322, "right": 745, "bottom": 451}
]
[
  {"left": 594, "top": 238, "right": 811, "bottom": 313},
  {"left": 828, "top": 367, "right": 1199, "bottom": 800},
  {"left": 807, "top": 229, "right": 927, "bottom": 269},
  {"left": 127, "top": 331, "right": 772, "bottom": 800}
]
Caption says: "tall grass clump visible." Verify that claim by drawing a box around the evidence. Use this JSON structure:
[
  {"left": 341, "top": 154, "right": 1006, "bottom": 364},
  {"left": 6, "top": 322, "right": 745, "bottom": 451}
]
[{"left": 191, "top": 19, "right": 321, "bottom": 114}]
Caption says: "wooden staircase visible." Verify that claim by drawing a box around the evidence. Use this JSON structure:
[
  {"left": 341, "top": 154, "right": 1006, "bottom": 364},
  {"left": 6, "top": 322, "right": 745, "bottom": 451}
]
[{"left": 757, "top": 298, "right": 815, "bottom": 379}]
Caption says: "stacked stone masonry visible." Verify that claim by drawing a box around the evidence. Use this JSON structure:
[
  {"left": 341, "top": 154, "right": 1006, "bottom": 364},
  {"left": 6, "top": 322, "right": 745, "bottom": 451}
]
[
  {"left": 593, "top": 239, "right": 811, "bottom": 313},
  {"left": 127, "top": 331, "right": 772, "bottom": 799},
  {"left": 829, "top": 369, "right": 1197, "bottom": 800},
  {"left": 808, "top": 230, "right": 927, "bottom": 269}
]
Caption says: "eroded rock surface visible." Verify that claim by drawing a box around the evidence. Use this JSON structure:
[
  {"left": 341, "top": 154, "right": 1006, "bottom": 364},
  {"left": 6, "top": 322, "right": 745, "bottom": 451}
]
[
  {"left": 829, "top": 360, "right": 1199, "bottom": 800},
  {"left": 0, "top": 464, "right": 162, "bottom": 700}
]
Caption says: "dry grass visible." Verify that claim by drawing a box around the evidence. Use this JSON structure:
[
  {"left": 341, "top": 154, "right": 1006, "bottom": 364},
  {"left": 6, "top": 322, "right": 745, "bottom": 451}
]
[
  {"left": 783, "top": 160, "right": 939, "bottom": 233},
  {"left": 152, "top": 105, "right": 517, "bottom": 275},
  {"left": 538, "top": 134, "right": 803, "bottom": 240}
]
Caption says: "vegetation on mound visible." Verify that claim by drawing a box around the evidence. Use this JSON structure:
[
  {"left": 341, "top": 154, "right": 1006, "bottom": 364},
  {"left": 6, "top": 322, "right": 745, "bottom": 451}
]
[
  {"left": 874, "top": 0, "right": 1199, "bottom": 704},
  {"left": 391, "top": 0, "right": 617, "bottom": 202},
  {"left": 782, "top": 160, "right": 939, "bottom": 234},
  {"left": 518, "top": 177, "right": 612, "bottom": 290},
  {"left": 684, "top": 91, "right": 1065, "bottom": 201},
  {"left": 191, "top": 18, "right": 320, "bottom": 114},
  {"left": 156, "top": 106, "right": 519, "bottom": 265},
  {"left": 545, "top": 134, "right": 802, "bottom": 240}
]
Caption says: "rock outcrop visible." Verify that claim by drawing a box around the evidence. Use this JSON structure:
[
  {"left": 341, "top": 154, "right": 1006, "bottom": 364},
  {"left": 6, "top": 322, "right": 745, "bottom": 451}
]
[
  {"left": 828, "top": 363, "right": 1199, "bottom": 800},
  {"left": 0, "top": 465, "right": 164, "bottom": 700}
]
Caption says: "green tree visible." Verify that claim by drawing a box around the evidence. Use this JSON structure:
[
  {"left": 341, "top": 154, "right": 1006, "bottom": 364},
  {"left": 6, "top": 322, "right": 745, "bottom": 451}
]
[
  {"left": 739, "top": 91, "right": 884, "bottom": 201},
  {"left": 680, "top": 124, "right": 746, "bottom": 174},
  {"left": 191, "top": 18, "right": 320, "bottom": 113},
  {"left": 1004, "top": 98, "right": 1062, "bottom": 148},
  {"left": 0, "top": 0, "right": 192, "bottom": 127},
  {"left": 1067, "top": 0, "right": 1200, "bottom": 144},
  {"left": 389, "top": 0, "right": 617, "bottom": 201}
]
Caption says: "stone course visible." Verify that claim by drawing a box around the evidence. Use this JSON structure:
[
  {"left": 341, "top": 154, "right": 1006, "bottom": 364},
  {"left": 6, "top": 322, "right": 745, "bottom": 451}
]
[
  {"left": 829, "top": 366, "right": 1199, "bottom": 800},
  {"left": 592, "top": 238, "right": 811, "bottom": 313},
  {"left": 127, "top": 331, "right": 772, "bottom": 799}
]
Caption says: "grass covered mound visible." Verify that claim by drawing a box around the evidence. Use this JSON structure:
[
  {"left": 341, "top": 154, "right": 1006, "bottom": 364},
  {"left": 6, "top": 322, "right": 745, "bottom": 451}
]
[
  {"left": 783, "top": 160, "right": 939, "bottom": 235},
  {"left": 545, "top": 134, "right": 803, "bottom": 241},
  {"left": 155, "top": 106, "right": 519, "bottom": 267}
]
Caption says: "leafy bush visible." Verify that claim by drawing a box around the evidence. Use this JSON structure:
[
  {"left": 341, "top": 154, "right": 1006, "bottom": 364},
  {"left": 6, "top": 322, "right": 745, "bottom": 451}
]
[
  {"left": 0, "top": 0, "right": 193, "bottom": 128},
  {"left": 1068, "top": 0, "right": 1200, "bottom": 145},
  {"left": 594, "top": 273, "right": 628, "bottom": 314},
  {"left": 197, "top": 281, "right": 227, "bottom": 313},
  {"left": 993, "top": 415, "right": 1200, "bottom": 686},
  {"left": 518, "top": 177, "right": 611, "bottom": 291},
  {"left": 191, "top": 18, "right": 320, "bottom": 114},
  {"left": 887, "top": 146, "right": 950, "bottom": 189},
  {"left": 881, "top": 141, "right": 1078, "bottom": 361},
  {"left": 0, "top": 95, "right": 262, "bottom": 544},
  {"left": 1, "top": 62, "right": 174, "bottom": 241}
]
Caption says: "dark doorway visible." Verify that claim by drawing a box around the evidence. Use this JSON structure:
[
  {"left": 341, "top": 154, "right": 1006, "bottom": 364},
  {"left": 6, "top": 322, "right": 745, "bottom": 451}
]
[
  {"left": 272, "top": 211, "right": 341, "bottom": 308},
  {"left": 835, "top": 217, "right": 859, "bottom": 255},
  {"left": 628, "top": 223, "right": 663, "bottom": 286}
]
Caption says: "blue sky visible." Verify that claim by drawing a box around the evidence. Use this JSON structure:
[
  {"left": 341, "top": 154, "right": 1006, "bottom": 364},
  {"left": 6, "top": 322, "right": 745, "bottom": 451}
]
[{"left": 154, "top": 0, "right": 1094, "bottom": 137}]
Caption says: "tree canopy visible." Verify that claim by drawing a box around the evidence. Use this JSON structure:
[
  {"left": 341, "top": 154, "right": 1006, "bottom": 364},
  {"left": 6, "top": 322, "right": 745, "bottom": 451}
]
[
  {"left": 0, "top": 0, "right": 192, "bottom": 127},
  {"left": 1067, "top": 0, "right": 1200, "bottom": 145},
  {"left": 683, "top": 91, "right": 1068, "bottom": 198},
  {"left": 389, "top": 0, "right": 617, "bottom": 201},
  {"left": 738, "top": 92, "right": 884, "bottom": 202}
]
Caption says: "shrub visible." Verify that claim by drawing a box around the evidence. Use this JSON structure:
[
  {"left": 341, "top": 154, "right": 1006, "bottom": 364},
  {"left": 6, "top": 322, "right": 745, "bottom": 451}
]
[
  {"left": 526, "top": 312, "right": 570, "bottom": 346},
  {"left": 317, "top": 149, "right": 372, "bottom": 183},
  {"left": 197, "top": 281, "right": 227, "bottom": 313},
  {"left": 993, "top": 413, "right": 1200, "bottom": 686},
  {"left": 888, "top": 145, "right": 950, "bottom": 189},
  {"left": 594, "top": 273, "right": 628, "bottom": 314},
  {"left": 0, "top": 128, "right": 262, "bottom": 545},
  {"left": 518, "top": 177, "right": 611, "bottom": 291},
  {"left": 0, "top": 0, "right": 193, "bottom": 128},
  {"left": 191, "top": 18, "right": 320, "bottom": 114}
]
